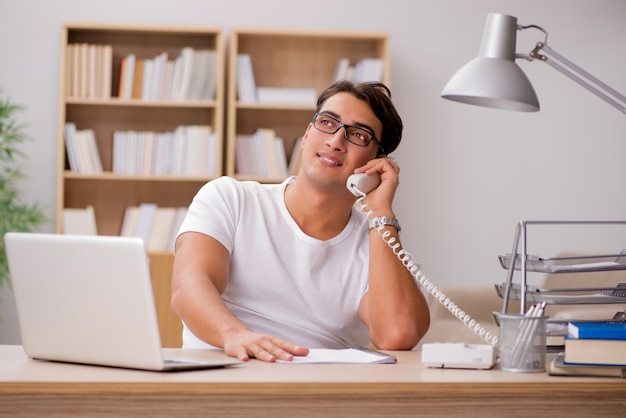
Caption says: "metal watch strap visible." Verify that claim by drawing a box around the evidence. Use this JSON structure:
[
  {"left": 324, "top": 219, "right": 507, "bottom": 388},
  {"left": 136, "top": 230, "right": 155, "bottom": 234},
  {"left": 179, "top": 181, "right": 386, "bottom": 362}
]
[{"left": 368, "top": 216, "right": 401, "bottom": 232}]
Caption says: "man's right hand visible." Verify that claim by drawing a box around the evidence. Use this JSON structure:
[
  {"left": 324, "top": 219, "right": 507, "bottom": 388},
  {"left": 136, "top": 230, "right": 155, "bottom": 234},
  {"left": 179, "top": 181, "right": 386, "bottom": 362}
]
[{"left": 223, "top": 331, "right": 310, "bottom": 362}]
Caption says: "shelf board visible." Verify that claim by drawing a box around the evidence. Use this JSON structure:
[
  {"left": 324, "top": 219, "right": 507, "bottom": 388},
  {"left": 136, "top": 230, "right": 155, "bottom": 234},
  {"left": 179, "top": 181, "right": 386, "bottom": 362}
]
[
  {"left": 63, "top": 171, "right": 215, "bottom": 182},
  {"left": 66, "top": 98, "right": 218, "bottom": 108},
  {"left": 235, "top": 102, "right": 316, "bottom": 111}
]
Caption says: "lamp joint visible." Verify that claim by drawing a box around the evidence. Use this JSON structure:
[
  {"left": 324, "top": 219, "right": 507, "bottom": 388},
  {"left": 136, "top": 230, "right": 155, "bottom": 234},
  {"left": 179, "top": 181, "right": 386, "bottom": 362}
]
[{"left": 529, "top": 42, "right": 548, "bottom": 62}]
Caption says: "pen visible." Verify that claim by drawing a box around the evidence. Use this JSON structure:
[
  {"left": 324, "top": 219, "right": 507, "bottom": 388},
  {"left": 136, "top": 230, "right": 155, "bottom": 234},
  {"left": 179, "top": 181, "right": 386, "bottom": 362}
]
[
  {"left": 508, "top": 304, "right": 537, "bottom": 368},
  {"left": 512, "top": 302, "right": 546, "bottom": 369}
]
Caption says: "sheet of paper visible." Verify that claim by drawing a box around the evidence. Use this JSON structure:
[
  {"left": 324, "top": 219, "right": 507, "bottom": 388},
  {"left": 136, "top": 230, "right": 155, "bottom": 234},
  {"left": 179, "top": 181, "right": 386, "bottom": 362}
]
[{"left": 277, "top": 347, "right": 396, "bottom": 364}]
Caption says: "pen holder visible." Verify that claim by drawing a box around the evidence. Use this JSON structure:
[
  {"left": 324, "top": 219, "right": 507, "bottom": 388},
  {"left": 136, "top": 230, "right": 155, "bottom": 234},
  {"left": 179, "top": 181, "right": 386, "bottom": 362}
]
[{"left": 496, "top": 313, "right": 547, "bottom": 373}]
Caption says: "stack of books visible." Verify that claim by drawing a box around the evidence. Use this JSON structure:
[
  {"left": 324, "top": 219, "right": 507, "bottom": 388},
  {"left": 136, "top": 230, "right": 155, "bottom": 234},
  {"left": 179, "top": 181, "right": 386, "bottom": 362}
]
[
  {"left": 334, "top": 57, "right": 385, "bottom": 83},
  {"left": 62, "top": 206, "right": 98, "bottom": 236},
  {"left": 120, "top": 203, "right": 188, "bottom": 252},
  {"left": 548, "top": 321, "right": 626, "bottom": 378},
  {"left": 66, "top": 43, "right": 113, "bottom": 100},
  {"left": 235, "top": 128, "right": 289, "bottom": 178},
  {"left": 112, "top": 125, "right": 217, "bottom": 177},
  {"left": 117, "top": 48, "right": 217, "bottom": 101}
]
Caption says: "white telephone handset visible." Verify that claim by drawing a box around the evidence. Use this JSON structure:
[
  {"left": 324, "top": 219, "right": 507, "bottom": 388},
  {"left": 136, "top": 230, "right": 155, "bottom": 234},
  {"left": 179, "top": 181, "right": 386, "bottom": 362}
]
[
  {"left": 348, "top": 171, "right": 498, "bottom": 368},
  {"left": 347, "top": 173, "right": 381, "bottom": 196}
]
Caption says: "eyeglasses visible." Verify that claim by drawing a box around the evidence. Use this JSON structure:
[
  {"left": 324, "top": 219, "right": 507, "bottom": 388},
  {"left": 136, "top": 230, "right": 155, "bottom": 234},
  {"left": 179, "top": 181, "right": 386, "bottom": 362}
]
[{"left": 312, "top": 112, "right": 383, "bottom": 151}]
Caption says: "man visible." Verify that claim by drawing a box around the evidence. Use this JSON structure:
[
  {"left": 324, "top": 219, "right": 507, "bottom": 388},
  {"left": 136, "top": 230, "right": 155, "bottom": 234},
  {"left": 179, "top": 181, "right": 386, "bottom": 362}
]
[{"left": 171, "top": 80, "right": 430, "bottom": 362}]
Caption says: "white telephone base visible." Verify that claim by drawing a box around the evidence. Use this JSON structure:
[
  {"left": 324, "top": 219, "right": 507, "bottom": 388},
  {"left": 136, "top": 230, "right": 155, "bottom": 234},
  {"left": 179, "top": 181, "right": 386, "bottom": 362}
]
[{"left": 421, "top": 343, "right": 497, "bottom": 369}]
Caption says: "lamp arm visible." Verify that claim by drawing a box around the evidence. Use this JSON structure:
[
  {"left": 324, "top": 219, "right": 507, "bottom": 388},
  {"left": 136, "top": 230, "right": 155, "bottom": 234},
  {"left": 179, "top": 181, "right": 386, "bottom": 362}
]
[{"left": 529, "top": 42, "right": 626, "bottom": 114}]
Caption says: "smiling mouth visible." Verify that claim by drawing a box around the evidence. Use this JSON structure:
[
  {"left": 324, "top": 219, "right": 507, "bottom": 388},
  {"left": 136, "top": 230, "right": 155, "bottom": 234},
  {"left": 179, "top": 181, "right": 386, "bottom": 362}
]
[{"left": 317, "top": 153, "right": 343, "bottom": 167}]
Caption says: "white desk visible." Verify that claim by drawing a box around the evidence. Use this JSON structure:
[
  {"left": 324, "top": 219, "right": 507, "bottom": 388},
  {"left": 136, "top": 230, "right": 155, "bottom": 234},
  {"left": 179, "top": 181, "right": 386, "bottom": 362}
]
[{"left": 1, "top": 345, "right": 624, "bottom": 417}]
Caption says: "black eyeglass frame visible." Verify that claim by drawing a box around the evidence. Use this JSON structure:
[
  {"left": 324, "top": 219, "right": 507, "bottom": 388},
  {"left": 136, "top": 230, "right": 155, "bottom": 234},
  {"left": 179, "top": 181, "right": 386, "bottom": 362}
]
[{"left": 312, "top": 112, "right": 384, "bottom": 153}]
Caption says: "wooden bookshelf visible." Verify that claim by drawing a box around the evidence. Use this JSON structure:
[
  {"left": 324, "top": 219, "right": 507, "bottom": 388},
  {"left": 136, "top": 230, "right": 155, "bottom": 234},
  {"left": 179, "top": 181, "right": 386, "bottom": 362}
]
[
  {"left": 57, "top": 24, "right": 224, "bottom": 347},
  {"left": 57, "top": 23, "right": 224, "bottom": 237},
  {"left": 226, "top": 29, "right": 390, "bottom": 182}
]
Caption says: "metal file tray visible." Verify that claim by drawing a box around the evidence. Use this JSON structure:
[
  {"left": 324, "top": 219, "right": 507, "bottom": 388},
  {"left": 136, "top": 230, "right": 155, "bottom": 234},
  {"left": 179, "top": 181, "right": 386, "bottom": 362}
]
[
  {"left": 495, "top": 282, "right": 626, "bottom": 305},
  {"left": 496, "top": 220, "right": 626, "bottom": 317},
  {"left": 498, "top": 252, "right": 626, "bottom": 274}
]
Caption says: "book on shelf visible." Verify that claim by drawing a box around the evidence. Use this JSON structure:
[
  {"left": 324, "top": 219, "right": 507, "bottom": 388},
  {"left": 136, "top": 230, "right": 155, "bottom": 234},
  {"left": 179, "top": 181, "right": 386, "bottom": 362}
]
[
  {"left": 334, "top": 57, "right": 351, "bottom": 82},
  {"left": 274, "top": 135, "right": 289, "bottom": 179},
  {"left": 132, "top": 203, "right": 158, "bottom": 244},
  {"left": 236, "top": 54, "right": 257, "bottom": 103},
  {"left": 78, "top": 43, "right": 88, "bottom": 98},
  {"left": 234, "top": 133, "right": 253, "bottom": 176},
  {"left": 132, "top": 58, "right": 145, "bottom": 99},
  {"left": 120, "top": 206, "right": 140, "bottom": 237},
  {"left": 147, "top": 207, "right": 177, "bottom": 252},
  {"left": 548, "top": 352, "right": 626, "bottom": 378},
  {"left": 117, "top": 53, "right": 136, "bottom": 99},
  {"left": 140, "top": 57, "right": 151, "bottom": 100},
  {"left": 137, "top": 53, "right": 159, "bottom": 101},
  {"left": 64, "top": 123, "right": 102, "bottom": 174},
  {"left": 188, "top": 125, "right": 216, "bottom": 177},
  {"left": 162, "top": 60, "right": 176, "bottom": 101},
  {"left": 257, "top": 128, "right": 287, "bottom": 179},
  {"left": 185, "top": 50, "right": 206, "bottom": 100},
  {"left": 263, "top": 128, "right": 287, "bottom": 178},
  {"left": 101, "top": 45, "right": 113, "bottom": 99},
  {"left": 563, "top": 335, "right": 626, "bottom": 366},
  {"left": 151, "top": 51, "right": 168, "bottom": 100},
  {"left": 175, "top": 47, "right": 195, "bottom": 101},
  {"left": 67, "top": 43, "right": 78, "bottom": 98},
  {"left": 568, "top": 321, "right": 626, "bottom": 340},
  {"left": 62, "top": 206, "right": 98, "bottom": 236},
  {"left": 64, "top": 122, "right": 81, "bottom": 172},
  {"left": 202, "top": 50, "right": 218, "bottom": 100},
  {"left": 186, "top": 49, "right": 217, "bottom": 101},
  {"left": 79, "top": 129, "right": 103, "bottom": 174},
  {"left": 87, "top": 44, "right": 97, "bottom": 99}
]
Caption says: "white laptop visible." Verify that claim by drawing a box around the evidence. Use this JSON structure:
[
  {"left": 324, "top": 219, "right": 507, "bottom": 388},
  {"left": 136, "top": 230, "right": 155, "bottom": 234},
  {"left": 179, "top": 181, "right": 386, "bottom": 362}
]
[{"left": 4, "top": 232, "right": 241, "bottom": 372}]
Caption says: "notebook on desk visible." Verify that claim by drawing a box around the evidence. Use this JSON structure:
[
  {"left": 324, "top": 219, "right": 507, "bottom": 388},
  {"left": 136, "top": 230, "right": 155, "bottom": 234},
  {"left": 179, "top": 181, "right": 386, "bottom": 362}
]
[{"left": 4, "top": 232, "right": 241, "bottom": 371}]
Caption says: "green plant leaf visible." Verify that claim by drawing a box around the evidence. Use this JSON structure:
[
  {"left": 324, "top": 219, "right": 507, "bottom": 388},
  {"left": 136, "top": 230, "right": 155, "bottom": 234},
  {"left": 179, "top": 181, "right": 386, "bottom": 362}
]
[{"left": 0, "top": 91, "right": 48, "bottom": 289}]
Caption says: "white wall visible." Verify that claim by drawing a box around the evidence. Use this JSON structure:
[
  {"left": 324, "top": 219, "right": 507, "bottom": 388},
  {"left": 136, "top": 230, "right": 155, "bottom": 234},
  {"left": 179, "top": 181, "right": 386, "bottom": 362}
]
[{"left": 1, "top": 0, "right": 625, "bottom": 343}]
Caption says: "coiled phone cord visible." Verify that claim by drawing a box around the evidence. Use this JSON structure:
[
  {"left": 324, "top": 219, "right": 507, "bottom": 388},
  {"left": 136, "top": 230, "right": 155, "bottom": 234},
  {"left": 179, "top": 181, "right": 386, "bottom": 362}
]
[{"left": 355, "top": 194, "right": 499, "bottom": 346}]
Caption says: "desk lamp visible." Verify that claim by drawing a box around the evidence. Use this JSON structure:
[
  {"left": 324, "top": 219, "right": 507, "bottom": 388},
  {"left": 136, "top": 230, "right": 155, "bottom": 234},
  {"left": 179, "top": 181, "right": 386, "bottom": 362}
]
[
  {"left": 441, "top": 13, "right": 626, "bottom": 323},
  {"left": 441, "top": 13, "right": 626, "bottom": 113}
]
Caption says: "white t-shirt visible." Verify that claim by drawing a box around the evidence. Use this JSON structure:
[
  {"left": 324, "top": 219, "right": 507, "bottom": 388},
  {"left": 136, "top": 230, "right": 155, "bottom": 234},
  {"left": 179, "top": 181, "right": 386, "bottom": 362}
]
[{"left": 177, "top": 176, "right": 371, "bottom": 349}]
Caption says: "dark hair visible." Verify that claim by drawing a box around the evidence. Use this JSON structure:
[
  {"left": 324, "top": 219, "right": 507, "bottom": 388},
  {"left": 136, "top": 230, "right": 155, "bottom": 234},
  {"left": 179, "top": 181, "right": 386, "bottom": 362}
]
[{"left": 315, "top": 80, "right": 403, "bottom": 156}]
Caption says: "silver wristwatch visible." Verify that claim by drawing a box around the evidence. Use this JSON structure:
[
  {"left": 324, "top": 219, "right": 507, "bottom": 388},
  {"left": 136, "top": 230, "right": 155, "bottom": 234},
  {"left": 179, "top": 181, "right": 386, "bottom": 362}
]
[{"left": 368, "top": 216, "right": 401, "bottom": 232}]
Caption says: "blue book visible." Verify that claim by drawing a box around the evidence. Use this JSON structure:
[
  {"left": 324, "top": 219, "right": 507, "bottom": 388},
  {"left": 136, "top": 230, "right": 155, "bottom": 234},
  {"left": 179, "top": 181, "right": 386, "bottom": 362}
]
[{"left": 568, "top": 321, "right": 626, "bottom": 340}]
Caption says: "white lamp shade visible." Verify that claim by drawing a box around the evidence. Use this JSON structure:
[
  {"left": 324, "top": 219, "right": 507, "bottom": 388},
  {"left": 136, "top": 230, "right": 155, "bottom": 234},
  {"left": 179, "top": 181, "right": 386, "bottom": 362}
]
[{"left": 441, "top": 13, "right": 540, "bottom": 112}]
